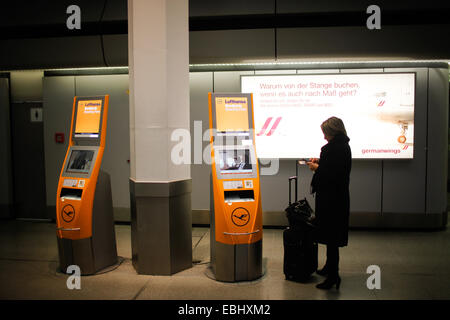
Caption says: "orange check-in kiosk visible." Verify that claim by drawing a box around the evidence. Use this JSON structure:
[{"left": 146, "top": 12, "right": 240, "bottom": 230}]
[
  {"left": 56, "top": 95, "right": 117, "bottom": 275},
  {"left": 208, "top": 93, "right": 263, "bottom": 282}
]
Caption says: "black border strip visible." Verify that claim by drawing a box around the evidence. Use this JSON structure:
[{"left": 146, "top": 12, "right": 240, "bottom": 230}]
[{"left": 44, "top": 68, "right": 129, "bottom": 77}]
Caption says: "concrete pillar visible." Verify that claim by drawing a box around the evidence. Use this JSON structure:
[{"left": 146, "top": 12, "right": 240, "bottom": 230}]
[{"left": 128, "top": 0, "right": 192, "bottom": 275}]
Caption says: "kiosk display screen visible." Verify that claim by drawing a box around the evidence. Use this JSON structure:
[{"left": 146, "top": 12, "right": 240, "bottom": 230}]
[
  {"left": 66, "top": 150, "right": 94, "bottom": 174},
  {"left": 215, "top": 96, "right": 249, "bottom": 134},
  {"left": 219, "top": 149, "right": 253, "bottom": 174},
  {"left": 74, "top": 99, "right": 102, "bottom": 138}
]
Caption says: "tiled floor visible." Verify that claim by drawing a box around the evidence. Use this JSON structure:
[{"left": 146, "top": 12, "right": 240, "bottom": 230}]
[{"left": 0, "top": 219, "right": 449, "bottom": 300}]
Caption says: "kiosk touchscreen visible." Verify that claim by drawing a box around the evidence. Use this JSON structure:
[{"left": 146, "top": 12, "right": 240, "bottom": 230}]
[
  {"left": 208, "top": 93, "right": 263, "bottom": 282},
  {"left": 56, "top": 95, "right": 117, "bottom": 275}
]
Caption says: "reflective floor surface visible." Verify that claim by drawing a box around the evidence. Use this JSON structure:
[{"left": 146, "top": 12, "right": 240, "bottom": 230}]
[{"left": 0, "top": 219, "right": 449, "bottom": 300}]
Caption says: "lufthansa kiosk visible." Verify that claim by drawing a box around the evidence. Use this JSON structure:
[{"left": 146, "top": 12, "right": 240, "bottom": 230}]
[
  {"left": 208, "top": 93, "right": 263, "bottom": 282},
  {"left": 56, "top": 95, "right": 118, "bottom": 275}
]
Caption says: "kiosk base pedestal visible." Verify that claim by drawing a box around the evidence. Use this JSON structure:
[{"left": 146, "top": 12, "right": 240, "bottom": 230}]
[
  {"left": 57, "top": 170, "right": 117, "bottom": 275},
  {"left": 210, "top": 240, "right": 263, "bottom": 282},
  {"left": 209, "top": 175, "right": 263, "bottom": 282},
  {"left": 57, "top": 237, "right": 118, "bottom": 275}
]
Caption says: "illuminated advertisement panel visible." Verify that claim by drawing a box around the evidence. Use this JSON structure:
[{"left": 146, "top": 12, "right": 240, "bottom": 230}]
[{"left": 242, "top": 73, "right": 415, "bottom": 159}]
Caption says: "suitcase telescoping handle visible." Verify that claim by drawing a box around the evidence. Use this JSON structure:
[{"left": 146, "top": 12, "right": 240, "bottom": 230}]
[{"left": 288, "top": 176, "right": 298, "bottom": 205}]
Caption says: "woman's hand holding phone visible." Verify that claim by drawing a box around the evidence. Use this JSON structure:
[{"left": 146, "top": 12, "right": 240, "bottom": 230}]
[{"left": 306, "top": 158, "right": 319, "bottom": 171}]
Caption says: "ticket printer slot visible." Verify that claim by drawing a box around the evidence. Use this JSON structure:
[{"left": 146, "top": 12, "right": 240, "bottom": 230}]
[
  {"left": 224, "top": 190, "right": 254, "bottom": 202},
  {"left": 60, "top": 188, "right": 83, "bottom": 200}
]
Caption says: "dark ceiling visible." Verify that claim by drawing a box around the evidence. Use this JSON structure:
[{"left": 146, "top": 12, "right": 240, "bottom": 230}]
[{"left": 1, "top": 0, "right": 449, "bottom": 39}]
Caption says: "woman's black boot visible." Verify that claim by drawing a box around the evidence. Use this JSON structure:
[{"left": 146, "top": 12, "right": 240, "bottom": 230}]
[
  {"left": 316, "top": 265, "right": 328, "bottom": 276},
  {"left": 316, "top": 275, "right": 341, "bottom": 290}
]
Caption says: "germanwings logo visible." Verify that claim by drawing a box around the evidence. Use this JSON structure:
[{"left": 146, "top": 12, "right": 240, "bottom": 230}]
[{"left": 257, "top": 117, "right": 282, "bottom": 136}]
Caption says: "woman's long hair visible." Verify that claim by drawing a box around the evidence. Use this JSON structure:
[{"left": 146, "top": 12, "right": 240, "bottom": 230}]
[{"left": 320, "top": 116, "right": 347, "bottom": 138}]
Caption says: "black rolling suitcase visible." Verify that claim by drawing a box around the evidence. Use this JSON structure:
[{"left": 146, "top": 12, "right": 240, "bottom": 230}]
[{"left": 283, "top": 175, "right": 318, "bottom": 282}]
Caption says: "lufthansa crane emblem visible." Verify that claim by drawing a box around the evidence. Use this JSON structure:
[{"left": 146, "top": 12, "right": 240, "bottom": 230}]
[
  {"left": 231, "top": 207, "right": 250, "bottom": 227},
  {"left": 61, "top": 204, "right": 75, "bottom": 223}
]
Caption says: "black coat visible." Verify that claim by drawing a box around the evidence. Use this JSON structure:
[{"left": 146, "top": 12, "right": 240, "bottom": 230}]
[{"left": 311, "top": 134, "right": 352, "bottom": 247}]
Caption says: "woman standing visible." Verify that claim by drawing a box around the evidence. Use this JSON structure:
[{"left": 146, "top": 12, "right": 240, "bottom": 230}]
[{"left": 305, "top": 117, "right": 352, "bottom": 290}]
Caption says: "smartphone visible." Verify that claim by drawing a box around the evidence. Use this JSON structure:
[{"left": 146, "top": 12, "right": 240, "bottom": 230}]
[{"left": 298, "top": 158, "right": 309, "bottom": 165}]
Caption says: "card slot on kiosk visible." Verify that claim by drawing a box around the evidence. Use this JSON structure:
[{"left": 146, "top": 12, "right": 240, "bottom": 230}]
[
  {"left": 208, "top": 92, "right": 263, "bottom": 282},
  {"left": 56, "top": 95, "right": 117, "bottom": 275}
]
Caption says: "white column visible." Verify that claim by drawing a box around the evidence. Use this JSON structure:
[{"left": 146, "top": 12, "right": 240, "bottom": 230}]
[
  {"left": 128, "top": 0, "right": 190, "bottom": 182},
  {"left": 128, "top": 0, "right": 192, "bottom": 275}
]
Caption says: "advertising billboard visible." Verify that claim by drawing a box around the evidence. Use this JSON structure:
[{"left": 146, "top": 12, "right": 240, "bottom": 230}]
[{"left": 241, "top": 73, "right": 415, "bottom": 159}]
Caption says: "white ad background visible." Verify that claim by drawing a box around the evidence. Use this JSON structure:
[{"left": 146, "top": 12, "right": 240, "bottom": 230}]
[{"left": 241, "top": 73, "right": 415, "bottom": 159}]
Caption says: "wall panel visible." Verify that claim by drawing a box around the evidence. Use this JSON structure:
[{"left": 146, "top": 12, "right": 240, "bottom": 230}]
[
  {"left": 426, "top": 68, "right": 449, "bottom": 214},
  {"left": 382, "top": 68, "right": 428, "bottom": 214},
  {"left": 190, "top": 72, "right": 213, "bottom": 211},
  {"left": 0, "top": 77, "right": 13, "bottom": 218},
  {"left": 43, "top": 76, "right": 75, "bottom": 216}
]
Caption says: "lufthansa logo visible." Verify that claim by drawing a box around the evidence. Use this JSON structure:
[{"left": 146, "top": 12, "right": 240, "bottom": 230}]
[
  {"left": 61, "top": 204, "right": 75, "bottom": 223},
  {"left": 231, "top": 207, "right": 250, "bottom": 227}
]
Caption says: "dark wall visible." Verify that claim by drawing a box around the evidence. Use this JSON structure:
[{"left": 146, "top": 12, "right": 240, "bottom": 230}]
[
  {"left": 0, "top": 76, "right": 13, "bottom": 218},
  {"left": 0, "top": 1, "right": 449, "bottom": 69}
]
